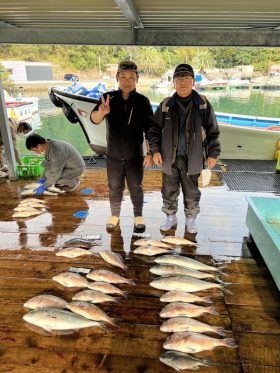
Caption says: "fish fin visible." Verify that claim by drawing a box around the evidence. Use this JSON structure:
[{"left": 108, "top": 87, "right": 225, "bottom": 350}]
[
  {"left": 223, "top": 338, "right": 238, "bottom": 348},
  {"left": 214, "top": 327, "right": 226, "bottom": 336},
  {"left": 202, "top": 296, "right": 213, "bottom": 304},
  {"left": 208, "top": 306, "right": 219, "bottom": 315}
]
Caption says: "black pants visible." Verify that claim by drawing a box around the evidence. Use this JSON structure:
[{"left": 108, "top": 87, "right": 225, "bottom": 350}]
[
  {"left": 106, "top": 157, "right": 144, "bottom": 217},
  {"left": 162, "top": 156, "right": 201, "bottom": 218}
]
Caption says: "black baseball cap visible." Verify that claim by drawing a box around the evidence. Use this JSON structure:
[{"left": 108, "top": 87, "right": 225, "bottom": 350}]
[
  {"left": 117, "top": 60, "right": 138, "bottom": 74},
  {"left": 173, "top": 64, "right": 194, "bottom": 79}
]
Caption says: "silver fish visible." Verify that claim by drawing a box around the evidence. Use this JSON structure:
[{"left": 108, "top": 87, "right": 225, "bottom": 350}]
[
  {"left": 162, "top": 236, "right": 197, "bottom": 247},
  {"left": 23, "top": 183, "right": 65, "bottom": 194},
  {"left": 86, "top": 269, "right": 134, "bottom": 285},
  {"left": 150, "top": 265, "right": 219, "bottom": 280},
  {"left": 160, "top": 291, "right": 212, "bottom": 304},
  {"left": 23, "top": 308, "right": 103, "bottom": 332},
  {"left": 14, "top": 206, "right": 46, "bottom": 213},
  {"left": 12, "top": 210, "right": 43, "bottom": 218},
  {"left": 24, "top": 294, "right": 68, "bottom": 310},
  {"left": 150, "top": 276, "right": 231, "bottom": 294},
  {"left": 20, "top": 198, "right": 47, "bottom": 204},
  {"left": 160, "top": 350, "right": 211, "bottom": 372},
  {"left": 134, "top": 246, "right": 171, "bottom": 256},
  {"left": 20, "top": 189, "right": 58, "bottom": 196},
  {"left": 88, "top": 281, "right": 127, "bottom": 297},
  {"left": 160, "top": 317, "right": 225, "bottom": 336},
  {"left": 163, "top": 331, "right": 237, "bottom": 353},
  {"left": 160, "top": 302, "right": 218, "bottom": 318},
  {"left": 154, "top": 255, "right": 224, "bottom": 273},
  {"left": 67, "top": 301, "right": 117, "bottom": 327},
  {"left": 133, "top": 239, "right": 174, "bottom": 249},
  {"left": 56, "top": 247, "right": 95, "bottom": 258},
  {"left": 72, "top": 289, "right": 120, "bottom": 304},
  {"left": 52, "top": 272, "right": 89, "bottom": 288},
  {"left": 99, "top": 251, "right": 127, "bottom": 270}
]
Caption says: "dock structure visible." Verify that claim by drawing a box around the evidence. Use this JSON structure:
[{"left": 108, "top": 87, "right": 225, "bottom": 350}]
[{"left": 0, "top": 168, "right": 279, "bottom": 372}]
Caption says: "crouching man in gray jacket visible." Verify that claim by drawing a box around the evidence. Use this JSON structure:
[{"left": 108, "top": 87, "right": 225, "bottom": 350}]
[
  {"left": 26, "top": 134, "right": 85, "bottom": 195},
  {"left": 149, "top": 64, "right": 221, "bottom": 234}
]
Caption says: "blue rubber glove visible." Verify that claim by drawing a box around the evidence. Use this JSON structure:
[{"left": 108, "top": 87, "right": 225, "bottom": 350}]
[
  {"left": 34, "top": 184, "right": 47, "bottom": 196},
  {"left": 38, "top": 177, "right": 46, "bottom": 184}
]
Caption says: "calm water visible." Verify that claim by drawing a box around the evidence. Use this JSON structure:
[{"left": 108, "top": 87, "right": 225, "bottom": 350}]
[{"left": 17, "top": 88, "right": 280, "bottom": 156}]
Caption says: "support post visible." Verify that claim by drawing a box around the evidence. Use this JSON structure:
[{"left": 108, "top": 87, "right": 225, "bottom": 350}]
[{"left": 0, "top": 79, "right": 18, "bottom": 180}]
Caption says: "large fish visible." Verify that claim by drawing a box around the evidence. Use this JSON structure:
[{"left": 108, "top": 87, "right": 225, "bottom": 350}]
[
  {"left": 88, "top": 281, "right": 127, "bottom": 297},
  {"left": 160, "top": 317, "right": 225, "bottom": 336},
  {"left": 18, "top": 202, "right": 48, "bottom": 209},
  {"left": 160, "top": 302, "right": 218, "bottom": 318},
  {"left": 133, "top": 246, "right": 171, "bottom": 256},
  {"left": 154, "top": 255, "right": 225, "bottom": 274},
  {"left": 23, "top": 308, "right": 104, "bottom": 332},
  {"left": 67, "top": 301, "right": 117, "bottom": 327},
  {"left": 72, "top": 289, "right": 120, "bottom": 304},
  {"left": 150, "top": 276, "right": 231, "bottom": 294},
  {"left": 150, "top": 265, "right": 219, "bottom": 280},
  {"left": 56, "top": 247, "right": 96, "bottom": 258},
  {"left": 162, "top": 236, "right": 197, "bottom": 247},
  {"left": 86, "top": 269, "right": 135, "bottom": 285},
  {"left": 14, "top": 206, "right": 46, "bottom": 213},
  {"left": 99, "top": 251, "right": 127, "bottom": 270},
  {"left": 24, "top": 294, "right": 68, "bottom": 310},
  {"left": 52, "top": 272, "right": 89, "bottom": 288},
  {"left": 12, "top": 210, "right": 43, "bottom": 218},
  {"left": 63, "top": 238, "right": 99, "bottom": 249},
  {"left": 20, "top": 198, "right": 47, "bottom": 204},
  {"left": 160, "top": 291, "right": 212, "bottom": 304},
  {"left": 160, "top": 350, "right": 211, "bottom": 372},
  {"left": 133, "top": 239, "right": 174, "bottom": 249},
  {"left": 20, "top": 189, "right": 58, "bottom": 196},
  {"left": 163, "top": 331, "right": 237, "bottom": 353}
]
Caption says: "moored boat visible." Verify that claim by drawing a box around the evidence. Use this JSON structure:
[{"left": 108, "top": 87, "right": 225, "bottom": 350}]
[
  {"left": 49, "top": 86, "right": 280, "bottom": 160},
  {"left": 4, "top": 90, "right": 39, "bottom": 122}
]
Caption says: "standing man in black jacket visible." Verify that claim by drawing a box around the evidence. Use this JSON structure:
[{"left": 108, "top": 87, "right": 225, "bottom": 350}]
[
  {"left": 91, "top": 61, "right": 153, "bottom": 230},
  {"left": 149, "top": 64, "right": 221, "bottom": 234}
]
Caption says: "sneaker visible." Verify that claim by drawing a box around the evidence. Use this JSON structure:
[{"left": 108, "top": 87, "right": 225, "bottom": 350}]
[
  {"left": 58, "top": 179, "right": 80, "bottom": 192},
  {"left": 106, "top": 216, "right": 120, "bottom": 229},
  {"left": 134, "top": 216, "right": 145, "bottom": 230},
  {"left": 185, "top": 217, "right": 198, "bottom": 234},
  {"left": 160, "top": 215, "right": 177, "bottom": 231}
]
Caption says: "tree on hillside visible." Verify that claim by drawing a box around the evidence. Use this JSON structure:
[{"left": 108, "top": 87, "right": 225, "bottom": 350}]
[{"left": 135, "top": 47, "right": 165, "bottom": 75}]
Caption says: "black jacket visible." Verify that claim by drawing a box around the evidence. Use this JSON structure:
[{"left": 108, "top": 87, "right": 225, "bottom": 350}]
[
  {"left": 92, "top": 89, "right": 153, "bottom": 160},
  {"left": 149, "top": 90, "right": 221, "bottom": 175}
]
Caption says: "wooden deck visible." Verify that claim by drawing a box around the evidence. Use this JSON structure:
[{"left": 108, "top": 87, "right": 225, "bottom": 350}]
[{"left": 0, "top": 169, "right": 279, "bottom": 373}]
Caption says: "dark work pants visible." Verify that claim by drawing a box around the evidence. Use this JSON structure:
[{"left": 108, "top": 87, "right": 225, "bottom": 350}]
[
  {"left": 162, "top": 156, "right": 201, "bottom": 218},
  {"left": 106, "top": 157, "right": 144, "bottom": 217}
]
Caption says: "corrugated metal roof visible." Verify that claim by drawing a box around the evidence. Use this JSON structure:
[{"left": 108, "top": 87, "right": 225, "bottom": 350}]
[{"left": 0, "top": 0, "right": 279, "bottom": 45}]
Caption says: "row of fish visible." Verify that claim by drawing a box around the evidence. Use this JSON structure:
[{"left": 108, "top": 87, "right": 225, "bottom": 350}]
[
  {"left": 139, "top": 236, "right": 237, "bottom": 371},
  {"left": 12, "top": 198, "right": 48, "bottom": 219}
]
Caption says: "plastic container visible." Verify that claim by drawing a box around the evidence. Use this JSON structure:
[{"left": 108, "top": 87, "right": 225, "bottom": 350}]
[{"left": 17, "top": 156, "right": 44, "bottom": 179}]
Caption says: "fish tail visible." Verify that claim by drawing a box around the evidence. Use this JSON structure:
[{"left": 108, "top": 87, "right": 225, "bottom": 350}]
[
  {"left": 126, "top": 279, "right": 136, "bottom": 285},
  {"left": 208, "top": 306, "right": 219, "bottom": 315},
  {"left": 120, "top": 291, "right": 128, "bottom": 298},
  {"left": 223, "top": 338, "right": 238, "bottom": 349},
  {"left": 220, "top": 286, "right": 232, "bottom": 294},
  {"left": 202, "top": 296, "right": 213, "bottom": 304},
  {"left": 217, "top": 266, "right": 229, "bottom": 276},
  {"left": 214, "top": 326, "right": 226, "bottom": 336},
  {"left": 202, "top": 358, "right": 212, "bottom": 367},
  {"left": 99, "top": 322, "right": 112, "bottom": 333},
  {"left": 111, "top": 297, "right": 122, "bottom": 304},
  {"left": 216, "top": 278, "right": 233, "bottom": 286},
  {"left": 107, "top": 317, "right": 119, "bottom": 329}
]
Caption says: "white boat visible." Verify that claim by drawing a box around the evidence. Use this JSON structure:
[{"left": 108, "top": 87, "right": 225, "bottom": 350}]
[
  {"left": 196, "top": 78, "right": 228, "bottom": 90},
  {"left": 4, "top": 90, "right": 39, "bottom": 122},
  {"left": 227, "top": 78, "right": 250, "bottom": 88},
  {"left": 49, "top": 86, "right": 280, "bottom": 160}
]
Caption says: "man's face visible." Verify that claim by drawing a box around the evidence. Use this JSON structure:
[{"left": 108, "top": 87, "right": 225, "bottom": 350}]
[
  {"left": 117, "top": 71, "right": 138, "bottom": 94},
  {"left": 31, "top": 144, "right": 45, "bottom": 155},
  {"left": 174, "top": 74, "right": 194, "bottom": 97}
]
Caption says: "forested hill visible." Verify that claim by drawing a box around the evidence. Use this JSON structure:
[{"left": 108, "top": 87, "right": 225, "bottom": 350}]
[{"left": 0, "top": 45, "right": 279, "bottom": 76}]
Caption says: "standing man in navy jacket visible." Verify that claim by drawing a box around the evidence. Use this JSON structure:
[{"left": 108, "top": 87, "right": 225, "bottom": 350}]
[
  {"left": 91, "top": 61, "right": 153, "bottom": 230},
  {"left": 149, "top": 64, "right": 221, "bottom": 234}
]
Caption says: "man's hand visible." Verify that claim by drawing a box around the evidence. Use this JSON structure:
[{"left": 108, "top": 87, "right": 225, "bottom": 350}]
[
  {"left": 153, "top": 152, "right": 162, "bottom": 167},
  {"left": 143, "top": 154, "right": 153, "bottom": 169},
  {"left": 38, "top": 177, "right": 46, "bottom": 184},
  {"left": 99, "top": 95, "right": 110, "bottom": 116},
  {"left": 34, "top": 184, "right": 46, "bottom": 196},
  {"left": 207, "top": 157, "right": 217, "bottom": 170}
]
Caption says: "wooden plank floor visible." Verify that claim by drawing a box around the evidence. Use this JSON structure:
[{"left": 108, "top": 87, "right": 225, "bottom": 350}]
[{"left": 0, "top": 169, "right": 279, "bottom": 373}]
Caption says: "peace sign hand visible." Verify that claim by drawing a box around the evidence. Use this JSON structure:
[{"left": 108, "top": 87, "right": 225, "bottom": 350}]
[{"left": 99, "top": 94, "right": 110, "bottom": 116}]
